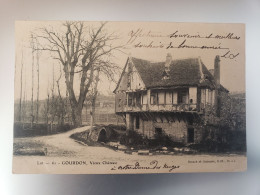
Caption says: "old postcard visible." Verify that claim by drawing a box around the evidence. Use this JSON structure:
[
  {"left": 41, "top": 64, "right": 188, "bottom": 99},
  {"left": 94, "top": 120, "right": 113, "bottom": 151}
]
[{"left": 13, "top": 21, "right": 246, "bottom": 174}]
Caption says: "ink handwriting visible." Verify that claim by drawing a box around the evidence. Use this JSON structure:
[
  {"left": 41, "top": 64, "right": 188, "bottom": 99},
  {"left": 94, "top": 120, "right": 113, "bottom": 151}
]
[{"left": 111, "top": 160, "right": 180, "bottom": 172}]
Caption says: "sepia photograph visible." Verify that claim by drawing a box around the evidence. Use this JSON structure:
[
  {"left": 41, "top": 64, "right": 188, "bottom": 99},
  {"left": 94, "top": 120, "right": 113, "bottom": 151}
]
[{"left": 13, "top": 21, "right": 246, "bottom": 174}]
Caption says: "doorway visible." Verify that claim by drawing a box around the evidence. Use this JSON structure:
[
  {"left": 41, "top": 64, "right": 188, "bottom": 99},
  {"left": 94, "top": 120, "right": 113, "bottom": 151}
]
[
  {"left": 136, "top": 115, "right": 140, "bottom": 129},
  {"left": 188, "top": 128, "right": 194, "bottom": 143},
  {"left": 155, "top": 128, "right": 163, "bottom": 137}
]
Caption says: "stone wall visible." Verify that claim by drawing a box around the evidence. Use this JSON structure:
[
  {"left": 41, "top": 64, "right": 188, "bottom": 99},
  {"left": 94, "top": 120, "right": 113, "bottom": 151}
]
[
  {"left": 128, "top": 113, "right": 205, "bottom": 144},
  {"left": 153, "top": 118, "right": 187, "bottom": 143}
]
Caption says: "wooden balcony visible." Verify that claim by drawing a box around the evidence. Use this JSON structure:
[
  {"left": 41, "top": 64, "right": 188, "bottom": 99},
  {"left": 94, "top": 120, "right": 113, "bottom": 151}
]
[
  {"left": 117, "top": 103, "right": 199, "bottom": 113},
  {"left": 149, "top": 104, "right": 197, "bottom": 112}
]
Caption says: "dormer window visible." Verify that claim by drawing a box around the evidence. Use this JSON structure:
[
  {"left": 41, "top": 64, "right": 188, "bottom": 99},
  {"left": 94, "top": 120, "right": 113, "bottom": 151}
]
[
  {"left": 163, "top": 75, "right": 169, "bottom": 80},
  {"left": 162, "top": 70, "right": 170, "bottom": 80},
  {"left": 162, "top": 53, "right": 172, "bottom": 80}
]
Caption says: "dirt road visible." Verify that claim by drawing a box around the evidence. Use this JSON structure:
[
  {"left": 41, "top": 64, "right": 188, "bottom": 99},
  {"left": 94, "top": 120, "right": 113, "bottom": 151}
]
[
  {"left": 13, "top": 126, "right": 247, "bottom": 174},
  {"left": 13, "top": 126, "right": 148, "bottom": 161}
]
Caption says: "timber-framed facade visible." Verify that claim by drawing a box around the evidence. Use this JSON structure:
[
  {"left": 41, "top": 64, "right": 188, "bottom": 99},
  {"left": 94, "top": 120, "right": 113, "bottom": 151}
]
[{"left": 114, "top": 54, "right": 228, "bottom": 144}]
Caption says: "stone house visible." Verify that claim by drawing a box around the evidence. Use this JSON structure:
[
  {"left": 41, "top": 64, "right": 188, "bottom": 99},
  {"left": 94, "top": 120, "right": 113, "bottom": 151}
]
[{"left": 114, "top": 54, "right": 228, "bottom": 144}]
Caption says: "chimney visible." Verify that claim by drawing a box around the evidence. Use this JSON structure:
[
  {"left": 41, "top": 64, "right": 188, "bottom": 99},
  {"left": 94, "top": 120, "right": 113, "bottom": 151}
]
[
  {"left": 214, "top": 55, "right": 221, "bottom": 116},
  {"left": 214, "top": 55, "right": 220, "bottom": 87},
  {"left": 163, "top": 53, "right": 172, "bottom": 80},
  {"left": 165, "top": 53, "right": 172, "bottom": 68},
  {"left": 198, "top": 56, "right": 205, "bottom": 82}
]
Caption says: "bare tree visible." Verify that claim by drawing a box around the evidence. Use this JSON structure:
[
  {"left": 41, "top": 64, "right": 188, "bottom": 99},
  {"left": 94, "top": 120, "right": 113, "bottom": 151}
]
[
  {"left": 46, "top": 91, "right": 50, "bottom": 131},
  {"left": 65, "top": 89, "right": 72, "bottom": 125},
  {"left": 49, "top": 64, "right": 57, "bottom": 132},
  {"left": 35, "top": 21, "right": 121, "bottom": 127},
  {"left": 36, "top": 45, "right": 40, "bottom": 123},
  {"left": 18, "top": 50, "right": 24, "bottom": 122},
  {"left": 30, "top": 35, "right": 35, "bottom": 128},
  {"left": 22, "top": 56, "right": 27, "bottom": 123},
  {"left": 56, "top": 64, "right": 66, "bottom": 126}
]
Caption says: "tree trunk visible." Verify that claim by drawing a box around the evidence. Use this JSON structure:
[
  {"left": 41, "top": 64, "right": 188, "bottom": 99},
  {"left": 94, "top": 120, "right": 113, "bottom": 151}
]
[
  {"left": 57, "top": 65, "right": 65, "bottom": 126},
  {"left": 90, "top": 98, "right": 96, "bottom": 127},
  {"left": 36, "top": 49, "right": 40, "bottom": 123},
  {"left": 90, "top": 69, "right": 100, "bottom": 127},
  {"left": 71, "top": 103, "right": 83, "bottom": 127},
  {"left": 19, "top": 52, "right": 24, "bottom": 122},
  {"left": 46, "top": 93, "right": 49, "bottom": 132},
  {"left": 31, "top": 42, "right": 34, "bottom": 128}
]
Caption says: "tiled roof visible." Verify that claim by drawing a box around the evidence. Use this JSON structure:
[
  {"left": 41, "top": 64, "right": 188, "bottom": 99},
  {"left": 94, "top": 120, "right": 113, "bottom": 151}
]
[{"left": 131, "top": 57, "right": 227, "bottom": 91}]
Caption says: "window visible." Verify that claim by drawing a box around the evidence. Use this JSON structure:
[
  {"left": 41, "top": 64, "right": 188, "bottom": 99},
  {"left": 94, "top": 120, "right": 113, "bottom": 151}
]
[
  {"left": 124, "top": 96, "right": 127, "bottom": 105},
  {"left": 142, "top": 93, "right": 147, "bottom": 105},
  {"left": 118, "top": 98, "right": 122, "bottom": 107},
  {"left": 136, "top": 115, "right": 140, "bottom": 129},
  {"left": 136, "top": 93, "right": 142, "bottom": 106},
  {"left": 165, "top": 92, "right": 172, "bottom": 105},
  {"left": 208, "top": 90, "right": 212, "bottom": 104},
  {"left": 128, "top": 94, "right": 133, "bottom": 106},
  {"left": 150, "top": 92, "right": 157, "bottom": 105},
  {"left": 178, "top": 90, "right": 188, "bottom": 104},
  {"left": 201, "top": 89, "right": 206, "bottom": 105},
  {"left": 158, "top": 92, "right": 165, "bottom": 105}
]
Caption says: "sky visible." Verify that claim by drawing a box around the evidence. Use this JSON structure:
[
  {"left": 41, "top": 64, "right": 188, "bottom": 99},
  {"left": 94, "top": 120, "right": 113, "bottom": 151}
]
[{"left": 14, "top": 21, "right": 245, "bottom": 100}]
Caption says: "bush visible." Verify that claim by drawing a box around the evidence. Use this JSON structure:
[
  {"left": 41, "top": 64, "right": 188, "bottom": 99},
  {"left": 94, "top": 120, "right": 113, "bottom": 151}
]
[
  {"left": 107, "top": 124, "right": 126, "bottom": 131},
  {"left": 13, "top": 122, "right": 74, "bottom": 137},
  {"left": 119, "top": 130, "right": 148, "bottom": 149},
  {"left": 56, "top": 123, "right": 73, "bottom": 132},
  {"left": 149, "top": 134, "right": 185, "bottom": 148},
  {"left": 70, "top": 131, "right": 91, "bottom": 145},
  {"left": 189, "top": 139, "right": 227, "bottom": 152},
  {"left": 189, "top": 130, "right": 246, "bottom": 153},
  {"left": 120, "top": 130, "right": 185, "bottom": 150}
]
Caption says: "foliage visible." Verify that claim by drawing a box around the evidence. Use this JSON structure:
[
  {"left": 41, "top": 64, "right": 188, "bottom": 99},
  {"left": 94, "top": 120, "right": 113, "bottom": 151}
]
[
  {"left": 203, "top": 92, "right": 246, "bottom": 131},
  {"left": 189, "top": 129, "right": 246, "bottom": 153},
  {"left": 120, "top": 130, "right": 185, "bottom": 149},
  {"left": 13, "top": 122, "right": 73, "bottom": 137}
]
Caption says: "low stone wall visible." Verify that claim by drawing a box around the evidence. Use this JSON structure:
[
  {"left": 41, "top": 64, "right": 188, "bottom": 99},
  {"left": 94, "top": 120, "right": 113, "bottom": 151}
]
[{"left": 13, "top": 122, "right": 73, "bottom": 137}]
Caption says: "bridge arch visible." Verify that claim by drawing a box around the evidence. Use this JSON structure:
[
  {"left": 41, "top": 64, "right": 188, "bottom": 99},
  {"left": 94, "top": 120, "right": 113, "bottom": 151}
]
[{"left": 97, "top": 128, "right": 107, "bottom": 142}]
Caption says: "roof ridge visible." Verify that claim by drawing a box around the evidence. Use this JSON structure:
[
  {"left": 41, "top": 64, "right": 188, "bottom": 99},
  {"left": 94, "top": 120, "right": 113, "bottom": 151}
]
[
  {"left": 131, "top": 57, "right": 159, "bottom": 64},
  {"left": 131, "top": 56, "right": 199, "bottom": 64}
]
